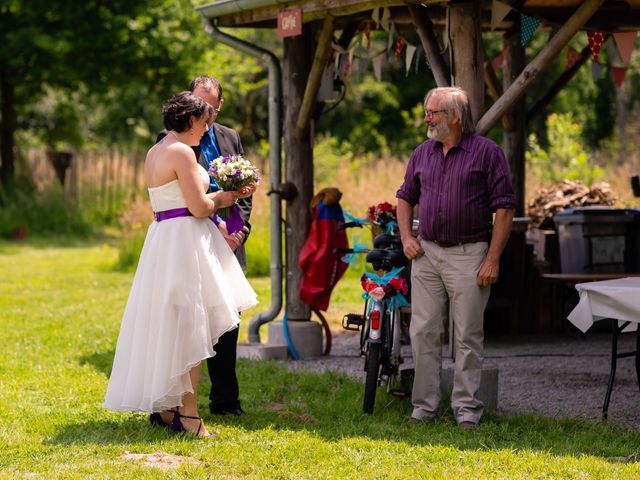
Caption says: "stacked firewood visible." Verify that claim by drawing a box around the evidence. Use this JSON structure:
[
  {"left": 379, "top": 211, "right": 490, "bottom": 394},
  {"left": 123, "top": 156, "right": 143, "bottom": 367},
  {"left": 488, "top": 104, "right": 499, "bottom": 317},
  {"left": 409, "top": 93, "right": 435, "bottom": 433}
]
[{"left": 527, "top": 180, "right": 616, "bottom": 228}]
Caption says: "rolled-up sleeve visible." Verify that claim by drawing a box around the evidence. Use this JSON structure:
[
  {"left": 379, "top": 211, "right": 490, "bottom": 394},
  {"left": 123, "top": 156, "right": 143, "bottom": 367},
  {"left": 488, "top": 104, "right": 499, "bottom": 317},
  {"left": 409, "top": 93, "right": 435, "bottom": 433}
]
[
  {"left": 486, "top": 147, "right": 516, "bottom": 211},
  {"left": 396, "top": 150, "right": 421, "bottom": 206}
]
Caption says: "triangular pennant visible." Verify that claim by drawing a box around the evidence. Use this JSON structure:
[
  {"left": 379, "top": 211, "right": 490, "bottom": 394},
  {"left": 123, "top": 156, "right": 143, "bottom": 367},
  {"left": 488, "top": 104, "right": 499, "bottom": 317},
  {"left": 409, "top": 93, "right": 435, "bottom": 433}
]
[
  {"left": 521, "top": 14, "right": 540, "bottom": 46},
  {"left": 613, "top": 31, "right": 637, "bottom": 66},
  {"left": 565, "top": 46, "right": 580, "bottom": 70},
  {"left": 387, "top": 23, "right": 396, "bottom": 52},
  {"left": 381, "top": 7, "right": 390, "bottom": 32},
  {"left": 364, "top": 21, "right": 372, "bottom": 49},
  {"left": 371, "top": 8, "right": 380, "bottom": 29},
  {"left": 372, "top": 52, "right": 384, "bottom": 81},
  {"left": 591, "top": 61, "right": 604, "bottom": 82},
  {"left": 415, "top": 45, "right": 423, "bottom": 74},
  {"left": 395, "top": 36, "right": 406, "bottom": 60},
  {"left": 611, "top": 66, "right": 628, "bottom": 89},
  {"left": 405, "top": 43, "right": 417, "bottom": 76},
  {"left": 587, "top": 31, "right": 606, "bottom": 63},
  {"left": 491, "top": 0, "right": 512, "bottom": 31}
]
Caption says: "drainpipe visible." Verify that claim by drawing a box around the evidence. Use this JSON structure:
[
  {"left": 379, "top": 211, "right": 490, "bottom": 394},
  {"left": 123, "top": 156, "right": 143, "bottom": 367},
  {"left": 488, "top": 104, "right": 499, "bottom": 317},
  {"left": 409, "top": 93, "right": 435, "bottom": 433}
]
[{"left": 201, "top": 16, "right": 283, "bottom": 343}]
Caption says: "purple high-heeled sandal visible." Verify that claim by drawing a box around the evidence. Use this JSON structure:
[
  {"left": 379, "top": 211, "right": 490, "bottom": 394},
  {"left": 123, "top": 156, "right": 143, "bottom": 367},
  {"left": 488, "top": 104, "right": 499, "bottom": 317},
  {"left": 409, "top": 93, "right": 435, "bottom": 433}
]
[{"left": 171, "top": 408, "right": 216, "bottom": 438}]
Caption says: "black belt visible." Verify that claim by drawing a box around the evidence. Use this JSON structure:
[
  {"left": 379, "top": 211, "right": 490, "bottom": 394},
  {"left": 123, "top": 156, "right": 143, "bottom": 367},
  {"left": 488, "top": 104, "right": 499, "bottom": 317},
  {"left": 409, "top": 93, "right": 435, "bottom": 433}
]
[{"left": 429, "top": 239, "right": 463, "bottom": 248}]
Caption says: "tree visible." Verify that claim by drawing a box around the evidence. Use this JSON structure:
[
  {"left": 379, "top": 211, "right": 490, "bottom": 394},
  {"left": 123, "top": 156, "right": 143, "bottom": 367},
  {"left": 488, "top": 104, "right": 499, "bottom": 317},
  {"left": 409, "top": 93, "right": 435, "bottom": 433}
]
[{"left": 0, "top": 0, "right": 206, "bottom": 185}]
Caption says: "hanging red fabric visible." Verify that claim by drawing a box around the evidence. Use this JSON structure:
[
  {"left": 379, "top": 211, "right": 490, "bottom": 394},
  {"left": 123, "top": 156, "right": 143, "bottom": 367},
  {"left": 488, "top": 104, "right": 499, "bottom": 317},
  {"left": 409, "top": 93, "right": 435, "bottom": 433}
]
[{"left": 299, "top": 188, "right": 349, "bottom": 311}]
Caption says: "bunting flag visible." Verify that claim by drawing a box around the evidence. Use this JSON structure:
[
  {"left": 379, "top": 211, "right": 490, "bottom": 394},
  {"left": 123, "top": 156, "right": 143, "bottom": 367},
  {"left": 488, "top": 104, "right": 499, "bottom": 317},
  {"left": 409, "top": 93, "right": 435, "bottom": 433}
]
[
  {"left": 364, "top": 22, "right": 371, "bottom": 49},
  {"left": 381, "top": 7, "right": 391, "bottom": 31},
  {"left": 611, "top": 66, "right": 628, "bottom": 89},
  {"left": 387, "top": 22, "right": 396, "bottom": 52},
  {"left": 405, "top": 43, "right": 417, "bottom": 75},
  {"left": 372, "top": 52, "right": 384, "bottom": 81},
  {"left": 415, "top": 45, "right": 423, "bottom": 74},
  {"left": 521, "top": 14, "right": 540, "bottom": 46},
  {"left": 591, "top": 61, "right": 604, "bottom": 82},
  {"left": 613, "top": 31, "right": 637, "bottom": 66},
  {"left": 491, "top": 47, "right": 508, "bottom": 71},
  {"left": 371, "top": 7, "right": 380, "bottom": 28},
  {"left": 395, "top": 36, "right": 406, "bottom": 59},
  {"left": 491, "top": 0, "right": 512, "bottom": 31},
  {"left": 565, "top": 46, "right": 580, "bottom": 70},
  {"left": 587, "top": 31, "right": 606, "bottom": 63}
]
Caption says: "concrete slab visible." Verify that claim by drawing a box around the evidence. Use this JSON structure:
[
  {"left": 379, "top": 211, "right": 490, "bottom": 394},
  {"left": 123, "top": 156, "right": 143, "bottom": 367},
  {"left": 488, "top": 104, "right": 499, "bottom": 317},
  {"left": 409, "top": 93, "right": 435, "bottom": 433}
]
[
  {"left": 237, "top": 343, "right": 289, "bottom": 361},
  {"left": 268, "top": 320, "right": 322, "bottom": 359},
  {"left": 400, "top": 360, "right": 499, "bottom": 411}
]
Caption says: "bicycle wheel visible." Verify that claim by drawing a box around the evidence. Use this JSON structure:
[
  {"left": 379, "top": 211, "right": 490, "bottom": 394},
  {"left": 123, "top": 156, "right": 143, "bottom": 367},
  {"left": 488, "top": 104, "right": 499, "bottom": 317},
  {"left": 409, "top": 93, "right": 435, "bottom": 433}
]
[{"left": 363, "top": 342, "right": 382, "bottom": 414}]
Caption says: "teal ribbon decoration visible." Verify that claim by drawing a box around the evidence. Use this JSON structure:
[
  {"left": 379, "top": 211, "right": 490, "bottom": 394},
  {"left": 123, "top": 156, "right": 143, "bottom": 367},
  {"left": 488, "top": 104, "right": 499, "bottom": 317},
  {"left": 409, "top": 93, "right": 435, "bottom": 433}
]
[
  {"left": 384, "top": 220, "right": 397, "bottom": 234},
  {"left": 362, "top": 266, "right": 404, "bottom": 284},
  {"left": 343, "top": 211, "right": 369, "bottom": 225},
  {"left": 341, "top": 240, "right": 369, "bottom": 265}
]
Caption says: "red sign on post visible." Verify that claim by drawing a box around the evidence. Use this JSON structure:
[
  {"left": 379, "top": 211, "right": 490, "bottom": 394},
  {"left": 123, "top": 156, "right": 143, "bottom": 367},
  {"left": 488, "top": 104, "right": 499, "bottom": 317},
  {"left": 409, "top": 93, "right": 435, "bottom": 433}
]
[{"left": 277, "top": 8, "right": 302, "bottom": 38}]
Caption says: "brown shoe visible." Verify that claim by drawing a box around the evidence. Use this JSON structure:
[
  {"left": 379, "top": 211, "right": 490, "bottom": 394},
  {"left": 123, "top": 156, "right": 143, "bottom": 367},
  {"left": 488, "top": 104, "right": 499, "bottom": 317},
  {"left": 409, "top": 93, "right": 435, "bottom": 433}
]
[{"left": 458, "top": 421, "right": 478, "bottom": 431}]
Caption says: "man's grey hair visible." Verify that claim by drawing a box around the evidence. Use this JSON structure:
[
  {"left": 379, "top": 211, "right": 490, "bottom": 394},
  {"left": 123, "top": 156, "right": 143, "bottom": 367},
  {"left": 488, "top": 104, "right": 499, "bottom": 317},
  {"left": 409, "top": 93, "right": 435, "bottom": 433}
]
[
  {"left": 189, "top": 75, "right": 223, "bottom": 98},
  {"left": 424, "top": 86, "right": 475, "bottom": 135}
]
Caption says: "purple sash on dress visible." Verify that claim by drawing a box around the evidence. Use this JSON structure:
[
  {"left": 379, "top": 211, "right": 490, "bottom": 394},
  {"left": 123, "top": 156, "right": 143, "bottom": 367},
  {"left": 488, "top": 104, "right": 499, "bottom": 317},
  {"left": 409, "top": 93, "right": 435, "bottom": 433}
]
[{"left": 154, "top": 207, "right": 192, "bottom": 222}]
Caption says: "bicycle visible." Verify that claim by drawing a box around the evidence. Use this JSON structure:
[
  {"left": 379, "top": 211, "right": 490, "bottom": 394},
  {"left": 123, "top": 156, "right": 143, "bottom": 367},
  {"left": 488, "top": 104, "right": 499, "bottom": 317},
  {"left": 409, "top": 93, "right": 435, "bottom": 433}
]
[{"left": 336, "top": 223, "right": 410, "bottom": 414}]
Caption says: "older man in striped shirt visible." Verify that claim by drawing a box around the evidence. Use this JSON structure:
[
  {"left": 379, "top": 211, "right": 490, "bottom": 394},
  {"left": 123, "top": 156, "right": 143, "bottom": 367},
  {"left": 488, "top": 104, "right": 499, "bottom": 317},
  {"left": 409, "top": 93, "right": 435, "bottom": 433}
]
[{"left": 396, "top": 86, "right": 516, "bottom": 431}]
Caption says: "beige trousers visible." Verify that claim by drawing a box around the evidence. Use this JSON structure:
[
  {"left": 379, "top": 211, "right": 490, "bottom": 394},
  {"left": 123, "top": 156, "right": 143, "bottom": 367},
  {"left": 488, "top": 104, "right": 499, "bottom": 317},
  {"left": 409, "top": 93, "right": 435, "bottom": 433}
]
[{"left": 409, "top": 239, "right": 490, "bottom": 424}]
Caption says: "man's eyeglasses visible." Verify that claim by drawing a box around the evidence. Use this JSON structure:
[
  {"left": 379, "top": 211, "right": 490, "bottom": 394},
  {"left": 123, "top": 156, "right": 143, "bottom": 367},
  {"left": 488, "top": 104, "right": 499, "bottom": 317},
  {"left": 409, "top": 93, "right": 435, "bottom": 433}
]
[
  {"left": 212, "top": 105, "right": 222, "bottom": 113},
  {"left": 424, "top": 109, "right": 446, "bottom": 117}
]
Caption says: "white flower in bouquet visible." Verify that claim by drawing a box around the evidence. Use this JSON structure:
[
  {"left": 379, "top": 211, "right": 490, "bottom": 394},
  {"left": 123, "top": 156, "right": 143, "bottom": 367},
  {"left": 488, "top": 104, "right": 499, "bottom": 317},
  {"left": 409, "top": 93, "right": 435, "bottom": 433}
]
[{"left": 208, "top": 154, "right": 260, "bottom": 217}]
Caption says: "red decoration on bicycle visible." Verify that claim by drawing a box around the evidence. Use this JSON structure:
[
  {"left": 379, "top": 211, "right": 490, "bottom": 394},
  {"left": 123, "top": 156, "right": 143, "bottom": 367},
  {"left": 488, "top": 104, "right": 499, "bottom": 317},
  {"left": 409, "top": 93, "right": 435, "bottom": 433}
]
[{"left": 367, "top": 201, "right": 397, "bottom": 226}]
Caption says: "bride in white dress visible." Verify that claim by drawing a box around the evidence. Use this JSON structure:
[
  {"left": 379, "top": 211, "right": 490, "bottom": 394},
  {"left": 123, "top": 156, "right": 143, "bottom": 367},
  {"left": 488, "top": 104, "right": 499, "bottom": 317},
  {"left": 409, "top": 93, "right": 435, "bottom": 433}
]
[{"left": 103, "top": 92, "right": 257, "bottom": 437}]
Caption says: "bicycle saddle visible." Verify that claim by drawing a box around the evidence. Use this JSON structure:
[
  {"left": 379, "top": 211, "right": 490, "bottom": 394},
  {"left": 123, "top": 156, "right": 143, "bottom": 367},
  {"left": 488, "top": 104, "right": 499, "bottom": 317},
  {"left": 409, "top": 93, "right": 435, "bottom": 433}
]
[
  {"left": 366, "top": 248, "right": 408, "bottom": 270},
  {"left": 373, "top": 234, "right": 402, "bottom": 249}
]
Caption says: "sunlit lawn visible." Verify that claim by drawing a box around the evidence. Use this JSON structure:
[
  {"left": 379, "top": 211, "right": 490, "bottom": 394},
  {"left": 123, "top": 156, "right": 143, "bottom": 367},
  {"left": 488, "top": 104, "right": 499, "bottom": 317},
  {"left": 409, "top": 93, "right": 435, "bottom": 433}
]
[{"left": 1, "top": 239, "right": 639, "bottom": 479}]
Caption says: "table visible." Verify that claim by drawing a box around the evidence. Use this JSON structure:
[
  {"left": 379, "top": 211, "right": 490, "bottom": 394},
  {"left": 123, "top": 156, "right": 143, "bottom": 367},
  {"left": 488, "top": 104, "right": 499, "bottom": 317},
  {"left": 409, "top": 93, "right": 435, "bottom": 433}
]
[{"left": 567, "top": 277, "right": 640, "bottom": 419}]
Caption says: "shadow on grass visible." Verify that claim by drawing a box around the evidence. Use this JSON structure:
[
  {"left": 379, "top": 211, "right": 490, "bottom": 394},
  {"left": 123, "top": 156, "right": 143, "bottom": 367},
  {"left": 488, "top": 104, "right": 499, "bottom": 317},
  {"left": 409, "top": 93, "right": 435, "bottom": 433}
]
[
  {"left": 50, "top": 356, "right": 640, "bottom": 460},
  {"left": 79, "top": 350, "right": 115, "bottom": 377}
]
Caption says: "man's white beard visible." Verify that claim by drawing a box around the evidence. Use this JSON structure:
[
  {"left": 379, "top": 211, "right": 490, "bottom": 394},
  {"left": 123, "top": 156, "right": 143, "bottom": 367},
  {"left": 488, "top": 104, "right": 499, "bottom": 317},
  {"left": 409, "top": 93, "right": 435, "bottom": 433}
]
[{"left": 427, "top": 122, "right": 450, "bottom": 142}]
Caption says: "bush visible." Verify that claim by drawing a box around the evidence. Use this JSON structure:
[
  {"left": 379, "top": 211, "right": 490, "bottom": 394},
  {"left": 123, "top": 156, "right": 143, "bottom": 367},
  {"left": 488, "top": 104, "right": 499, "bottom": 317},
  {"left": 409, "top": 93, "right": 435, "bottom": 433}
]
[{"left": 0, "top": 178, "right": 94, "bottom": 239}]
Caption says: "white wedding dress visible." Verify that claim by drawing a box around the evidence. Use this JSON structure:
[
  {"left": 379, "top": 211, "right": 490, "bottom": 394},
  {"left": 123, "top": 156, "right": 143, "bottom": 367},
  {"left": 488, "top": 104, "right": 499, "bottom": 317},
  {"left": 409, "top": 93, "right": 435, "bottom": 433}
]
[{"left": 104, "top": 164, "right": 257, "bottom": 413}]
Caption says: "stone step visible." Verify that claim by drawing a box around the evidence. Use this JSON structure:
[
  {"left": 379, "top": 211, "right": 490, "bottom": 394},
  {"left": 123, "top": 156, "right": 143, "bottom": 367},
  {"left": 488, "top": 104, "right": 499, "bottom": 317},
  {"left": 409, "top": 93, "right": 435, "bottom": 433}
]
[{"left": 237, "top": 343, "right": 289, "bottom": 361}]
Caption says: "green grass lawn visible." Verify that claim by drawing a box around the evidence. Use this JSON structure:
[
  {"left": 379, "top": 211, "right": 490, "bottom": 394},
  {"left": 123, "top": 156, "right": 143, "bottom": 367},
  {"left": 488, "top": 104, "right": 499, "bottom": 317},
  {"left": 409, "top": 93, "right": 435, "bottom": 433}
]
[{"left": 1, "top": 239, "right": 639, "bottom": 479}]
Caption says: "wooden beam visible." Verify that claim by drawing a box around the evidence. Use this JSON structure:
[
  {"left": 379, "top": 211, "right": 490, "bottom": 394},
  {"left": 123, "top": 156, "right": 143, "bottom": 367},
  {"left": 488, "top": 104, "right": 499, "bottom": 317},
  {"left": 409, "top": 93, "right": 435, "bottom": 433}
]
[
  {"left": 526, "top": 45, "right": 590, "bottom": 122},
  {"left": 408, "top": 4, "right": 450, "bottom": 87},
  {"left": 476, "top": 0, "right": 606, "bottom": 135},
  {"left": 295, "top": 15, "right": 334, "bottom": 139}
]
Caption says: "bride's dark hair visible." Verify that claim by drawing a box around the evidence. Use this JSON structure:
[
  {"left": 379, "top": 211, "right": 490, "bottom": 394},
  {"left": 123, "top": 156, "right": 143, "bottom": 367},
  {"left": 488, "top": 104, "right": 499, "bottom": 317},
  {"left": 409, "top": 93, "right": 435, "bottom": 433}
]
[{"left": 162, "top": 91, "right": 213, "bottom": 132}]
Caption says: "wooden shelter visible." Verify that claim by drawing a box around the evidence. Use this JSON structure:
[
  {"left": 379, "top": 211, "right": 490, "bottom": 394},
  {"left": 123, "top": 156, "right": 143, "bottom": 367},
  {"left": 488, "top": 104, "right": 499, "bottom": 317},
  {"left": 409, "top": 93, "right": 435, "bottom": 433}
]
[{"left": 197, "top": 0, "right": 640, "bottom": 338}]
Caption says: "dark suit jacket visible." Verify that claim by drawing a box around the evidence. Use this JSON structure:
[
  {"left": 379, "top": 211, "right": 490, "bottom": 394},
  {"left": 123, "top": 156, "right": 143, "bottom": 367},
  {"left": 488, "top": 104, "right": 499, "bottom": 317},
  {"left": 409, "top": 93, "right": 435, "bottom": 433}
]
[{"left": 156, "top": 124, "right": 253, "bottom": 270}]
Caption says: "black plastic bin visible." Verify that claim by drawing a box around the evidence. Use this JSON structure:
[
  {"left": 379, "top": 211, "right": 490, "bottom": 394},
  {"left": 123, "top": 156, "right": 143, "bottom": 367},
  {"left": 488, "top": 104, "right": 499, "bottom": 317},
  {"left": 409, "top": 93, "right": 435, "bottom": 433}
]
[{"left": 553, "top": 207, "right": 640, "bottom": 274}]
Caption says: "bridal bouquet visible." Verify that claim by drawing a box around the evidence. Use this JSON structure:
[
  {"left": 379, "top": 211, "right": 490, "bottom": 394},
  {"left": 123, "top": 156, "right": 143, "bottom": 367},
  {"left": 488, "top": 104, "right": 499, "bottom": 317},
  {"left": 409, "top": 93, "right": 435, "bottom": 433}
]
[{"left": 208, "top": 154, "right": 259, "bottom": 232}]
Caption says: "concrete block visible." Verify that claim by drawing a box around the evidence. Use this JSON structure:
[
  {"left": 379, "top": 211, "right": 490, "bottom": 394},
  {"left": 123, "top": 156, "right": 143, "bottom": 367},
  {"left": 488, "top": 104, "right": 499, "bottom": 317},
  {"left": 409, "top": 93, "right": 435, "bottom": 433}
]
[
  {"left": 400, "top": 360, "right": 499, "bottom": 411},
  {"left": 268, "top": 320, "right": 322, "bottom": 359},
  {"left": 237, "top": 343, "right": 289, "bottom": 361}
]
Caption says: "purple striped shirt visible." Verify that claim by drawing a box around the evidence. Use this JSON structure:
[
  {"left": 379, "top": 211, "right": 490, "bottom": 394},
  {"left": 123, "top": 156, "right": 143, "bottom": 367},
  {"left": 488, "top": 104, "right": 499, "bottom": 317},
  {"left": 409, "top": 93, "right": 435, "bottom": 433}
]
[{"left": 396, "top": 133, "right": 516, "bottom": 244}]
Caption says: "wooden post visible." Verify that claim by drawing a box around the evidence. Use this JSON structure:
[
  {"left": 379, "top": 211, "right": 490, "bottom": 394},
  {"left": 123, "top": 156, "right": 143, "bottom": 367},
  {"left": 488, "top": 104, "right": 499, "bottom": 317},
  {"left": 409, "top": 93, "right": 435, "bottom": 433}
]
[
  {"left": 449, "top": 1, "right": 484, "bottom": 123},
  {"left": 408, "top": 4, "right": 450, "bottom": 87},
  {"left": 503, "top": 26, "right": 526, "bottom": 217},
  {"left": 284, "top": 26, "right": 314, "bottom": 322},
  {"left": 483, "top": 59, "right": 514, "bottom": 131},
  {"left": 477, "top": 0, "right": 606, "bottom": 135},
  {"left": 295, "top": 14, "right": 333, "bottom": 138}
]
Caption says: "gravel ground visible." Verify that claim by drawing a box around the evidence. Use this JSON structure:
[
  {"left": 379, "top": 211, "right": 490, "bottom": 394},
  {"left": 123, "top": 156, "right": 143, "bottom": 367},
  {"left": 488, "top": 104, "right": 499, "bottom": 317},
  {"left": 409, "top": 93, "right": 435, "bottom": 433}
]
[{"left": 288, "top": 330, "right": 640, "bottom": 430}]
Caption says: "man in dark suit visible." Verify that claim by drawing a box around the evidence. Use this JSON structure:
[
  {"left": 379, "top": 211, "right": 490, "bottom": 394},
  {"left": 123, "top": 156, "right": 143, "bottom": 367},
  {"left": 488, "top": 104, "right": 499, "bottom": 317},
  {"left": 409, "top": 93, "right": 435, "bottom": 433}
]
[{"left": 190, "top": 75, "right": 253, "bottom": 416}]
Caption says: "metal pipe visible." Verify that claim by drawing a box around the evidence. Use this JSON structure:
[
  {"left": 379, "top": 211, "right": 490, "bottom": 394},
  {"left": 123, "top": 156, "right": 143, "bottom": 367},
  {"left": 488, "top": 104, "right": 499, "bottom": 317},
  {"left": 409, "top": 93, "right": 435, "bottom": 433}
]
[{"left": 201, "top": 16, "right": 283, "bottom": 343}]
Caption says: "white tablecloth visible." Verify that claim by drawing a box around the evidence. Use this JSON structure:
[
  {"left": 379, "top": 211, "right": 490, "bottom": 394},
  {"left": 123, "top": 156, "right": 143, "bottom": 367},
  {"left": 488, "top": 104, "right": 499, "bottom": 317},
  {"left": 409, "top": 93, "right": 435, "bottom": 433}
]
[{"left": 567, "top": 277, "right": 640, "bottom": 333}]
